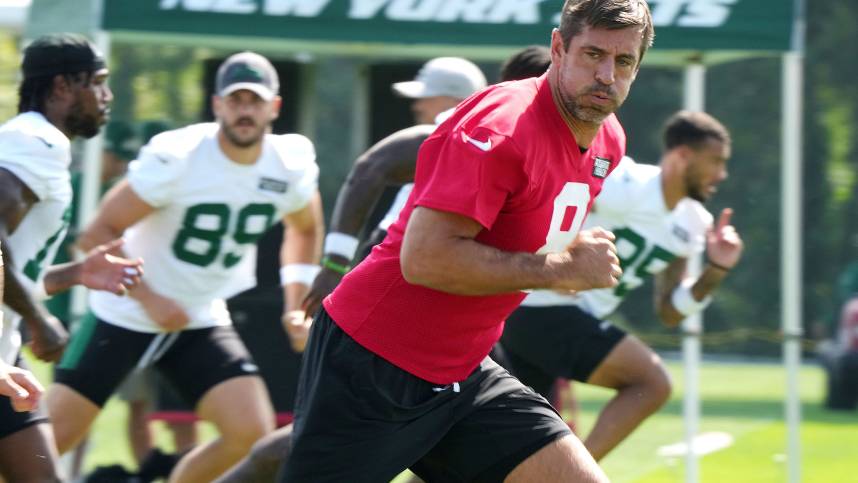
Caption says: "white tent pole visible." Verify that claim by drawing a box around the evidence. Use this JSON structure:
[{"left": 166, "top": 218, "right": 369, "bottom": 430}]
[
  {"left": 297, "top": 60, "right": 317, "bottom": 140},
  {"left": 68, "top": 30, "right": 110, "bottom": 324},
  {"left": 782, "top": 0, "right": 805, "bottom": 480},
  {"left": 682, "top": 61, "right": 706, "bottom": 483},
  {"left": 781, "top": 50, "right": 803, "bottom": 483}
]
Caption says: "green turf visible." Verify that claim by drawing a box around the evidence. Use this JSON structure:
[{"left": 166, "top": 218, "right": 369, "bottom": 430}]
[
  {"left": 27, "top": 353, "right": 858, "bottom": 482},
  {"left": 574, "top": 362, "right": 858, "bottom": 483}
]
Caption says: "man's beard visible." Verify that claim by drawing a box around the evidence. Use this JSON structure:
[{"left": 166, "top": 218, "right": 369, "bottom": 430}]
[
  {"left": 558, "top": 84, "right": 619, "bottom": 124},
  {"left": 222, "top": 118, "right": 265, "bottom": 148},
  {"left": 685, "top": 170, "right": 709, "bottom": 203},
  {"left": 66, "top": 100, "right": 102, "bottom": 139}
]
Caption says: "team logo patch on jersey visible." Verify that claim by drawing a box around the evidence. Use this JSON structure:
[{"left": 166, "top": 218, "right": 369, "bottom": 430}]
[
  {"left": 258, "top": 177, "right": 289, "bottom": 193},
  {"left": 592, "top": 157, "right": 612, "bottom": 178},
  {"left": 672, "top": 224, "right": 690, "bottom": 243}
]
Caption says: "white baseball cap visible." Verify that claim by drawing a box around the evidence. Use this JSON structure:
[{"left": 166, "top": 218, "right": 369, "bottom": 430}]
[{"left": 392, "top": 57, "right": 487, "bottom": 100}]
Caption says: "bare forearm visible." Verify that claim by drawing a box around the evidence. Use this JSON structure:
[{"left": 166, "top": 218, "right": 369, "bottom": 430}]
[
  {"left": 42, "top": 261, "right": 83, "bottom": 296},
  {"left": 77, "top": 223, "right": 123, "bottom": 253},
  {"left": 401, "top": 236, "right": 557, "bottom": 295},
  {"left": 692, "top": 264, "right": 728, "bottom": 299}
]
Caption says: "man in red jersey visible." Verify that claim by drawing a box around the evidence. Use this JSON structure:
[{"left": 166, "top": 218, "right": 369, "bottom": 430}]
[{"left": 281, "top": 1, "right": 653, "bottom": 481}]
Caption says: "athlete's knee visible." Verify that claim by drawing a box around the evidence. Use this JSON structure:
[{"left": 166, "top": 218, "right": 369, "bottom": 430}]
[
  {"left": 651, "top": 364, "right": 673, "bottom": 405},
  {"left": 221, "top": 416, "right": 273, "bottom": 455},
  {"left": 46, "top": 385, "right": 99, "bottom": 454},
  {"left": 632, "top": 359, "right": 672, "bottom": 411},
  {"left": 506, "top": 435, "right": 608, "bottom": 483}
]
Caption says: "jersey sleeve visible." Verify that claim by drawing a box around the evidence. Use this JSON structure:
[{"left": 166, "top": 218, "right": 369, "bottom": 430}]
[
  {"left": 412, "top": 126, "right": 523, "bottom": 230},
  {"left": 0, "top": 130, "right": 65, "bottom": 200},
  {"left": 273, "top": 134, "right": 320, "bottom": 213},
  {"left": 126, "top": 134, "right": 188, "bottom": 208}
]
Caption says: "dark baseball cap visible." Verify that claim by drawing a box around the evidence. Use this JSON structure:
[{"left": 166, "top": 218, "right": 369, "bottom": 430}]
[
  {"left": 22, "top": 33, "right": 105, "bottom": 80},
  {"left": 215, "top": 52, "right": 279, "bottom": 101}
]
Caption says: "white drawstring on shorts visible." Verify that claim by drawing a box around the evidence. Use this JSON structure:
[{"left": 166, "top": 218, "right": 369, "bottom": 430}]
[{"left": 432, "top": 382, "right": 461, "bottom": 393}]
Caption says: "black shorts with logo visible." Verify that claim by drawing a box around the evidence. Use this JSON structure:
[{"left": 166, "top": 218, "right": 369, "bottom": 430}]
[
  {"left": 0, "top": 357, "right": 49, "bottom": 439},
  {"left": 54, "top": 312, "right": 260, "bottom": 408},
  {"left": 499, "top": 305, "right": 627, "bottom": 399},
  {"left": 279, "top": 308, "right": 572, "bottom": 483}
]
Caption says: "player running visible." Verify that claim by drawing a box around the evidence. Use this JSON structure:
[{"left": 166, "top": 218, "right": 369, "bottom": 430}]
[
  {"left": 216, "top": 49, "right": 547, "bottom": 483},
  {"left": 46, "top": 51, "right": 323, "bottom": 483},
  {"left": 0, "top": 33, "right": 142, "bottom": 482},
  {"left": 281, "top": 1, "right": 651, "bottom": 481},
  {"left": 500, "top": 110, "right": 744, "bottom": 460}
]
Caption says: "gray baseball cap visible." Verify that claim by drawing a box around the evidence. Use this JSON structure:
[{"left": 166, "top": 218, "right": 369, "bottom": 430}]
[
  {"left": 392, "top": 57, "right": 487, "bottom": 100},
  {"left": 216, "top": 51, "right": 279, "bottom": 101}
]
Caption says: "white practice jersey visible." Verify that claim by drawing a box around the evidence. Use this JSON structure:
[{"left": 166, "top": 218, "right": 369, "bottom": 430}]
[
  {"left": 89, "top": 123, "right": 319, "bottom": 333},
  {"left": 523, "top": 156, "right": 713, "bottom": 318},
  {"left": 0, "top": 112, "right": 73, "bottom": 362}
]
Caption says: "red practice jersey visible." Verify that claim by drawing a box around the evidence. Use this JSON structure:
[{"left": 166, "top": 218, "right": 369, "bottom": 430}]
[{"left": 325, "top": 75, "right": 626, "bottom": 384}]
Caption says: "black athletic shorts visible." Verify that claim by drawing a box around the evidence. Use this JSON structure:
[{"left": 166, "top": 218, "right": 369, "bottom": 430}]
[
  {"left": 500, "top": 305, "right": 627, "bottom": 399},
  {"left": 0, "top": 357, "right": 49, "bottom": 439},
  {"left": 54, "top": 312, "right": 260, "bottom": 408},
  {"left": 279, "top": 308, "right": 572, "bottom": 483}
]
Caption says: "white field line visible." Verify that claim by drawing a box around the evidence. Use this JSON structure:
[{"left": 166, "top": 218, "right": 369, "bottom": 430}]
[{"left": 657, "top": 431, "right": 735, "bottom": 458}]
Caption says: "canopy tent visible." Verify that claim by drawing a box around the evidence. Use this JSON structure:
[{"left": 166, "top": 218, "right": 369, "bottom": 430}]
[
  {"left": 25, "top": 1, "right": 804, "bottom": 481},
  {"left": 97, "top": 0, "right": 793, "bottom": 64},
  {"left": 29, "top": 0, "right": 793, "bottom": 63}
]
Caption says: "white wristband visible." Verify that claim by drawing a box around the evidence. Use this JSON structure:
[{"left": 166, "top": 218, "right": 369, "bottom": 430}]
[
  {"left": 670, "top": 278, "right": 713, "bottom": 317},
  {"left": 31, "top": 278, "right": 48, "bottom": 301},
  {"left": 323, "top": 232, "right": 359, "bottom": 261},
  {"left": 280, "top": 264, "right": 321, "bottom": 287}
]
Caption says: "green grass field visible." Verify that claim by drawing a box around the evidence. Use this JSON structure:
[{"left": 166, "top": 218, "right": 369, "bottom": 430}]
[{"left": 28, "top": 355, "right": 858, "bottom": 482}]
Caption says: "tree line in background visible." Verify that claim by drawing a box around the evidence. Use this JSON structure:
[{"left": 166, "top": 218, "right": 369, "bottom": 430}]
[{"left": 0, "top": 0, "right": 853, "bottom": 356}]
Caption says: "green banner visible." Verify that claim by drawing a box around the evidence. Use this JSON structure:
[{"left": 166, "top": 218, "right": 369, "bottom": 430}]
[{"left": 103, "top": 0, "right": 793, "bottom": 53}]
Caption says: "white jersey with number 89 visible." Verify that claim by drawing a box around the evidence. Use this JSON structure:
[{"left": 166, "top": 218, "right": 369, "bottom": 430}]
[{"left": 89, "top": 123, "right": 319, "bottom": 333}]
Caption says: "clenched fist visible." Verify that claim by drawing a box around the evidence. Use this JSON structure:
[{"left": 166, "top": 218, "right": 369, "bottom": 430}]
[{"left": 547, "top": 227, "right": 622, "bottom": 292}]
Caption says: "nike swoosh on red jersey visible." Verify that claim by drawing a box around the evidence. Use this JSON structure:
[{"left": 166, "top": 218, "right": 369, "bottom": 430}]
[{"left": 462, "top": 132, "right": 491, "bottom": 151}]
